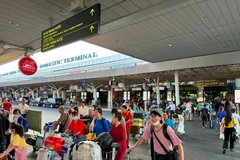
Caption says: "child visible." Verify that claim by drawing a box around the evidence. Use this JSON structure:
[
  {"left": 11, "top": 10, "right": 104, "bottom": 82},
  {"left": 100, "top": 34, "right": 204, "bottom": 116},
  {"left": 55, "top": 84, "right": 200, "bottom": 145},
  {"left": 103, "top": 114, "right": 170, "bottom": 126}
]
[
  {"left": 0, "top": 123, "right": 27, "bottom": 160},
  {"left": 177, "top": 111, "right": 185, "bottom": 135}
]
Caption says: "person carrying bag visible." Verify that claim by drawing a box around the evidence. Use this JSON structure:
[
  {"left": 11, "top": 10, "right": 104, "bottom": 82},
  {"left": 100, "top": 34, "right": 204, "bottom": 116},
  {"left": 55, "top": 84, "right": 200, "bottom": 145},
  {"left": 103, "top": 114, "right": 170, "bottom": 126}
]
[{"left": 129, "top": 109, "right": 184, "bottom": 160}]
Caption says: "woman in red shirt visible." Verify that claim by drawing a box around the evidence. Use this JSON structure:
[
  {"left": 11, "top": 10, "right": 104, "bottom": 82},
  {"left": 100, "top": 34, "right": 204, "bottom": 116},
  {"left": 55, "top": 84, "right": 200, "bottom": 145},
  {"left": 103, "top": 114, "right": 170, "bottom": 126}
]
[
  {"left": 109, "top": 112, "right": 127, "bottom": 160},
  {"left": 2, "top": 98, "right": 12, "bottom": 118},
  {"left": 121, "top": 105, "right": 132, "bottom": 148},
  {"left": 62, "top": 111, "right": 85, "bottom": 143}
]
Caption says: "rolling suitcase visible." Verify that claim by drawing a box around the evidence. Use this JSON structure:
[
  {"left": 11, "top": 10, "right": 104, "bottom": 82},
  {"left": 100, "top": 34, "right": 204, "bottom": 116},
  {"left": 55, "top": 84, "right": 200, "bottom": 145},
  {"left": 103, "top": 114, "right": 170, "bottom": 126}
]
[
  {"left": 130, "top": 126, "right": 140, "bottom": 134},
  {"left": 209, "top": 115, "right": 215, "bottom": 129}
]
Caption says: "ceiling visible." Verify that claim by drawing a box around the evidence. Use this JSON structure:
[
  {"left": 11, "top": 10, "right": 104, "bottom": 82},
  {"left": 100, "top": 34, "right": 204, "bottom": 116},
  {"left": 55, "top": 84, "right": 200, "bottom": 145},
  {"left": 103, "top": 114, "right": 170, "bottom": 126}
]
[
  {"left": 2, "top": 64, "right": 240, "bottom": 90},
  {"left": 0, "top": 0, "right": 240, "bottom": 64}
]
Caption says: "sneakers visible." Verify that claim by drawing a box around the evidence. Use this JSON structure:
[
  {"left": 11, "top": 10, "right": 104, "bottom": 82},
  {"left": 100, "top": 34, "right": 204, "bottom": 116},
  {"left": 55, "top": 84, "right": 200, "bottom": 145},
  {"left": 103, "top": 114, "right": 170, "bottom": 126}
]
[
  {"left": 230, "top": 149, "right": 234, "bottom": 152},
  {"left": 223, "top": 148, "right": 226, "bottom": 154}
]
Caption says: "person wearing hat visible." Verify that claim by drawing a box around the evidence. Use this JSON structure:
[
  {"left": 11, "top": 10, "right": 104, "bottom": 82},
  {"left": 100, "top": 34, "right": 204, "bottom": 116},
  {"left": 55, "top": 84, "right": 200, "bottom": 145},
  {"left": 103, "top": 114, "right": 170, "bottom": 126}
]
[
  {"left": 121, "top": 105, "right": 133, "bottom": 148},
  {"left": 129, "top": 109, "right": 184, "bottom": 160},
  {"left": 111, "top": 108, "right": 126, "bottom": 127}
]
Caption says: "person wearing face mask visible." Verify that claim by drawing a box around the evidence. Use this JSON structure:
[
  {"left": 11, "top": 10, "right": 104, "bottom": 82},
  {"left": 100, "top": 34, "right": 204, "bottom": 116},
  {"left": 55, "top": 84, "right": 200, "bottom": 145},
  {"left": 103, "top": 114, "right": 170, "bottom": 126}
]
[
  {"left": 129, "top": 109, "right": 184, "bottom": 160},
  {"left": 12, "top": 109, "right": 22, "bottom": 123},
  {"left": 62, "top": 111, "right": 85, "bottom": 144}
]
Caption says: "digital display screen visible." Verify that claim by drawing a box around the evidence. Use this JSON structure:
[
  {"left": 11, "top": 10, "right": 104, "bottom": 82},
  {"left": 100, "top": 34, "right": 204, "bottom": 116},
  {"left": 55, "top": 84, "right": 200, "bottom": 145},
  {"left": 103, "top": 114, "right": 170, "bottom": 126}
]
[{"left": 41, "top": 3, "right": 101, "bottom": 52}]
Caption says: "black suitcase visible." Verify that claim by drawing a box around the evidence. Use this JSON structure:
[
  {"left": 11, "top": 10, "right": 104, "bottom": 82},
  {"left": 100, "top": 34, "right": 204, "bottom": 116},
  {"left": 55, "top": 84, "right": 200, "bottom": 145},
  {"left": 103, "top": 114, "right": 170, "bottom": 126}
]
[{"left": 133, "top": 113, "right": 143, "bottom": 119}]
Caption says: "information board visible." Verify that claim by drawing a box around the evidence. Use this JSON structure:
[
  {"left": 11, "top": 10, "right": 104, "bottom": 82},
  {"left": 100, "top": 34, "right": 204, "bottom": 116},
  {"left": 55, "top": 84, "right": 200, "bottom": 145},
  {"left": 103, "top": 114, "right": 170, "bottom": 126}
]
[{"left": 41, "top": 3, "right": 101, "bottom": 52}]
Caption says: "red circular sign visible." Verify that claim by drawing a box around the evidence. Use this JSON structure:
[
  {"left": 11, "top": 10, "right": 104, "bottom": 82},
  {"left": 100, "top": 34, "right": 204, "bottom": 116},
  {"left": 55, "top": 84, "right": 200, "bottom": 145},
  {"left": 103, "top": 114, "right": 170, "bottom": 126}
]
[{"left": 18, "top": 57, "right": 38, "bottom": 76}]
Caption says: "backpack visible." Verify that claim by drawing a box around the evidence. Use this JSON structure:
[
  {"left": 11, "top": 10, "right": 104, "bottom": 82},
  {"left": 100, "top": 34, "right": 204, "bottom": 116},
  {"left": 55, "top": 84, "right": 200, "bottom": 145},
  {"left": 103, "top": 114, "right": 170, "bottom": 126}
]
[
  {"left": 150, "top": 124, "right": 179, "bottom": 160},
  {"left": 18, "top": 116, "right": 29, "bottom": 132},
  {"left": 95, "top": 132, "right": 113, "bottom": 150}
]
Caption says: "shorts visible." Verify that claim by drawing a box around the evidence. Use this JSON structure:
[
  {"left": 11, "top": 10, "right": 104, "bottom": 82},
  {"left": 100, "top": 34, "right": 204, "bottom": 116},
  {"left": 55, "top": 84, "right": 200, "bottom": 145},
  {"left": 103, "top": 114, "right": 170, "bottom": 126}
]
[{"left": 185, "top": 110, "right": 189, "bottom": 114}]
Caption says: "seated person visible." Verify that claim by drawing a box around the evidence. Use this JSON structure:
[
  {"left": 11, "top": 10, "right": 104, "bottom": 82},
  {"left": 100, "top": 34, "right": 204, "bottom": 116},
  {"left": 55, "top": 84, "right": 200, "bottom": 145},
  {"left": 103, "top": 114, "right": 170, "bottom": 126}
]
[
  {"left": 93, "top": 108, "right": 110, "bottom": 136},
  {"left": 62, "top": 111, "right": 85, "bottom": 143},
  {"left": 109, "top": 112, "right": 127, "bottom": 160}
]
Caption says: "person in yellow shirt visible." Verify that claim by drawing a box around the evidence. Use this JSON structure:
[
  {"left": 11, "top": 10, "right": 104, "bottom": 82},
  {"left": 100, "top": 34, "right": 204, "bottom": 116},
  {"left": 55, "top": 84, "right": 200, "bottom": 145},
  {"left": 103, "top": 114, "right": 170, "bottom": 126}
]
[
  {"left": 0, "top": 122, "right": 27, "bottom": 160},
  {"left": 221, "top": 110, "right": 237, "bottom": 154}
]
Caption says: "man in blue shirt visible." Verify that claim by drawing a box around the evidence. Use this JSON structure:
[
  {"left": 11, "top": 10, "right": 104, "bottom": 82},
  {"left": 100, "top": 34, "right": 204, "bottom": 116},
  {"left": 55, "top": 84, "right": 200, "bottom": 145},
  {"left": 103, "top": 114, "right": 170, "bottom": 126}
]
[
  {"left": 93, "top": 108, "right": 110, "bottom": 136},
  {"left": 163, "top": 111, "right": 175, "bottom": 129}
]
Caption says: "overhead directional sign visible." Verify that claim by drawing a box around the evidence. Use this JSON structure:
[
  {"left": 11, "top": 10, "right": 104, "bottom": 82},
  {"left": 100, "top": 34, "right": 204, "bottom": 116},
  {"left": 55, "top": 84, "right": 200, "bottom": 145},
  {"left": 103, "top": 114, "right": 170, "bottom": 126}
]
[{"left": 41, "top": 3, "right": 101, "bottom": 52}]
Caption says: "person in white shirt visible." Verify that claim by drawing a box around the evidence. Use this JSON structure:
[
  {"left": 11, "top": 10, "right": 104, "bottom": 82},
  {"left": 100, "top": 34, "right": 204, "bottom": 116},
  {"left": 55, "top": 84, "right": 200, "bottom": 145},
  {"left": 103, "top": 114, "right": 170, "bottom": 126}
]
[
  {"left": 17, "top": 99, "right": 29, "bottom": 118},
  {"left": 78, "top": 101, "right": 89, "bottom": 116},
  {"left": 167, "top": 101, "right": 176, "bottom": 119}
]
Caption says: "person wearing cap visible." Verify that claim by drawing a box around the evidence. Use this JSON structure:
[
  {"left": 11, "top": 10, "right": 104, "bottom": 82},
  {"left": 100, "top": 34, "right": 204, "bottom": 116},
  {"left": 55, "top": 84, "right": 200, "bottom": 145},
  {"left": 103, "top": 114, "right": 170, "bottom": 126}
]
[
  {"left": 78, "top": 101, "right": 89, "bottom": 116},
  {"left": 121, "top": 105, "right": 133, "bottom": 148},
  {"left": 111, "top": 108, "right": 126, "bottom": 127},
  {"left": 129, "top": 109, "right": 184, "bottom": 160}
]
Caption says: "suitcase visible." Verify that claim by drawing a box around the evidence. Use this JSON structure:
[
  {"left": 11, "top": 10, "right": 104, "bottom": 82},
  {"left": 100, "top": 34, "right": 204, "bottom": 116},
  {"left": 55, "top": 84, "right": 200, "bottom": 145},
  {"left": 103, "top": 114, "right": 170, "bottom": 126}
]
[
  {"left": 37, "top": 149, "right": 61, "bottom": 160},
  {"left": 133, "top": 113, "right": 143, "bottom": 119},
  {"left": 209, "top": 119, "right": 215, "bottom": 129},
  {"left": 72, "top": 141, "right": 102, "bottom": 160},
  {"left": 130, "top": 126, "right": 140, "bottom": 134},
  {"left": 132, "top": 118, "right": 143, "bottom": 127}
]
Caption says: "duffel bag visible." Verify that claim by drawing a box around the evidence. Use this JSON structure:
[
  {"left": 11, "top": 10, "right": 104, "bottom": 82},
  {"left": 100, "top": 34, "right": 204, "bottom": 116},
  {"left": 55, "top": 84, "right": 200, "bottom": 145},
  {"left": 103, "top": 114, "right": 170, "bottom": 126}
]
[
  {"left": 95, "top": 132, "right": 113, "bottom": 150},
  {"left": 72, "top": 141, "right": 102, "bottom": 160}
]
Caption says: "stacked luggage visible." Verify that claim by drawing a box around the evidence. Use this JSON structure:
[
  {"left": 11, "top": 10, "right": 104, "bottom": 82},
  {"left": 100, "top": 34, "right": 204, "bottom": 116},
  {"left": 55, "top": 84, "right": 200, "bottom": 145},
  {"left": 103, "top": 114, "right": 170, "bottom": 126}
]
[
  {"left": 131, "top": 113, "right": 144, "bottom": 137},
  {"left": 70, "top": 132, "right": 119, "bottom": 160}
]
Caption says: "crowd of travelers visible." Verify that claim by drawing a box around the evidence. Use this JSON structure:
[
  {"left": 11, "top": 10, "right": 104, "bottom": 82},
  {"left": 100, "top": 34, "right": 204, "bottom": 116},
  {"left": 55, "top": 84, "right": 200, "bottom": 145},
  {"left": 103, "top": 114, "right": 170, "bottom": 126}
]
[{"left": 1, "top": 95, "right": 240, "bottom": 160}]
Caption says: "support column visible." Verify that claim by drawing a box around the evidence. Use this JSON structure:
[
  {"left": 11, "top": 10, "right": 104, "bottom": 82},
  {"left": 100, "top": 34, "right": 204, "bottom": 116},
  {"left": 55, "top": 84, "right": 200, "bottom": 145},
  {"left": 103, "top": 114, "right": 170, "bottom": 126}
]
[
  {"left": 52, "top": 90, "right": 56, "bottom": 98},
  {"left": 21, "top": 92, "right": 24, "bottom": 98},
  {"left": 107, "top": 87, "right": 113, "bottom": 109},
  {"left": 62, "top": 91, "right": 66, "bottom": 100},
  {"left": 174, "top": 71, "right": 180, "bottom": 106},
  {"left": 235, "top": 78, "right": 240, "bottom": 89},
  {"left": 35, "top": 89, "right": 39, "bottom": 98},
  {"left": 92, "top": 88, "right": 97, "bottom": 105},
  {"left": 56, "top": 90, "right": 60, "bottom": 98},
  {"left": 31, "top": 90, "right": 34, "bottom": 100}
]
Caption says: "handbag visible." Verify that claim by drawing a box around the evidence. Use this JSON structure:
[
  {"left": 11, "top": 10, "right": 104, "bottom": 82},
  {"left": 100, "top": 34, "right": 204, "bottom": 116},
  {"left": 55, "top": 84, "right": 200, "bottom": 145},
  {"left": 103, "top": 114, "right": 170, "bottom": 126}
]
[
  {"left": 232, "top": 128, "right": 238, "bottom": 142},
  {"left": 58, "top": 114, "right": 69, "bottom": 133},
  {"left": 219, "top": 133, "right": 224, "bottom": 140},
  {"left": 151, "top": 124, "right": 179, "bottom": 160}
]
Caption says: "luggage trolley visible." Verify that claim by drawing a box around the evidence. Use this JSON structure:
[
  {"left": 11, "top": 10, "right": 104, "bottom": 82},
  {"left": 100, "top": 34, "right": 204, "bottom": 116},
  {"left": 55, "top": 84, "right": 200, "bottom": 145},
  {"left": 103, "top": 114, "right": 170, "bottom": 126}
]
[
  {"left": 102, "top": 143, "right": 121, "bottom": 160},
  {"left": 130, "top": 113, "right": 144, "bottom": 140},
  {"left": 26, "top": 121, "right": 56, "bottom": 152}
]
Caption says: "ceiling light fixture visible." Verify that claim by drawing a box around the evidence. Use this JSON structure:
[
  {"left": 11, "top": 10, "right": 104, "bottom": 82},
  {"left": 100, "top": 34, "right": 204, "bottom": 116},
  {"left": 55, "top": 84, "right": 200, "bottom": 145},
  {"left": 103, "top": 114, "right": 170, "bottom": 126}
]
[
  {"left": 9, "top": 21, "right": 19, "bottom": 27},
  {"left": 200, "top": 16, "right": 207, "bottom": 21},
  {"left": 169, "top": 44, "right": 172, "bottom": 47}
]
